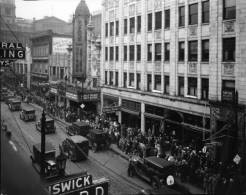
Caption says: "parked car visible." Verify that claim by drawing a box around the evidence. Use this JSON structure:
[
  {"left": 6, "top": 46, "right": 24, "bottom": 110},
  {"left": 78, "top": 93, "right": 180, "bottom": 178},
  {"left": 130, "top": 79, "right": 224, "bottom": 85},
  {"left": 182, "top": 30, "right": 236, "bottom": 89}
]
[
  {"left": 87, "top": 129, "right": 111, "bottom": 152},
  {"left": 62, "top": 135, "right": 89, "bottom": 162},
  {"left": 66, "top": 121, "right": 90, "bottom": 137},
  {"left": 20, "top": 106, "right": 36, "bottom": 122},
  {"left": 128, "top": 156, "right": 176, "bottom": 189},
  {"left": 8, "top": 98, "right": 21, "bottom": 111},
  {"left": 4, "top": 95, "right": 15, "bottom": 105},
  {"left": 36, "top": 117, "right": 56, "bottom": 134}
]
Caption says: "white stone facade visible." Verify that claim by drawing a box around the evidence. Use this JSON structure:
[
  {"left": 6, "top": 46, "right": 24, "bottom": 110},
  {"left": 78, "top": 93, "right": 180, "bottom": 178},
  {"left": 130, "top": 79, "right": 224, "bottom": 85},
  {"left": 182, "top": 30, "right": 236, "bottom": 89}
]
[{"left": 101, "top": 0, "right": 246, "bottom": 134}]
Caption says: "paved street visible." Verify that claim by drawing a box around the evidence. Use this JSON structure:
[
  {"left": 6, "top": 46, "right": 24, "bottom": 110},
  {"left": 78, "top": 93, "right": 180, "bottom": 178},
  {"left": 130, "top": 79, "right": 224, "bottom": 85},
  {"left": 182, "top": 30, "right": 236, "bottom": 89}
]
[{"left": 1, "top": 102, "right": 150, "bottom": 195}]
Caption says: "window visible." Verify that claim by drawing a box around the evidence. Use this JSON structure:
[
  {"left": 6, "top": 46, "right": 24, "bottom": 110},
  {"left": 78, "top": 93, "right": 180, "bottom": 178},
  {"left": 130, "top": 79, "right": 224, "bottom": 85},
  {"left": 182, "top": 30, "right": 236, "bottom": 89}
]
[
  {"left": 202, "top": 1, "right": 210, "bottom": 23},
  {"left": 223, "top": 0, "right": 236, "bottom": 20},
  {"left": 130, "top": 17, "right": 135, "bottom": 33},
  {"left": 188, "top": 41, "right": 198, "bottom": 61},
  {"left": 129, "top": 45, "right": 135, "bottom": 61},
  {"left": 137, "top": 16, "right": 141, "bottom": 33},
  {"left": 137, "top": 45, "right": 141, "bottom": 61},
  {"left": 155, "top": 11, "right": 162, "bottom": 30},
  {"left": 116, "top": 20, "right": 119, "bottom": 36},
  {"left": 110, "top": 47, "right": 114, "bottom": 61},
  {"left": 124, "top": 45, "right": 128, "bottom": 61},
  {"left": 60, "top": 68, "right": 64, "bottom": 80},
  {"left": 223, "top": 38, "right": 235, "bottom": 62},
  {"left": 148, "top": 13, "right": 152, "bottom": 31},
  {"left": 105, "top": 23, "right": 108, "bottom": 37},
  {"left": 154, "top": 75, "right": 161, "bottom": 91},
  {"left": 178, "top": 77, "right": 184, "bottom": 96},
  {"left": 124, "top": 19, "right": 128, "bottom": 34},
  {"left": 179, "top": 6, "right": 185, "bottom": 27},
  {"left": 109, "top": 71, "right": 114, "bottom": 85},
  {"left": 147, "top": 74, "right": 152, "bottom": 91},
  {"left": 110, "top": 22, "right": 114, "bottom": 36},
  {"left": 201, "top": 78, "right": 209, "bottom": 100},
  {"left": 153, "top": 43, "right": 161, "bottom": 61},
  {"left": 129, "top": 73, "right": 135, "bottom": 87},
  {"left": 105, "top": 71, "right": 108, "bottom": 85},
  {"left": 189, "top": 3, "right": 198, "bottom": 25},
  {"left": 164, "top": 43, "right": 170, "bottom": 61},
  {"left": 115, "top": 72, "right": 118, "bottom": 86},
  {"left": 164, "top": 76, "right": 169, "bottom": 94},
  {"left": 165, "top": 9, "right": 170, "bottom": 29},
  {"left": 179, "top": 41, "right": 185, "bottom": 61},
  {"left": 105, "top": 47, "right": 108, "bottom": 61},
  {"left": 137, "top": 73, "right": 141, "bottom": 90},
  {"left": 147, "top": 44, "right": 152, "bottom": 61},
  {"left": 222, "top": 80, "right": 235, "bottom": 102},
  {"left": 188, "top": 77, "right": 197, "bottom": 96},
  {"left": 53, "top": 67, "right": 56, "bottom": 75},
  {"left": 93, "top": 78, "right": 97, "bottom": 88},
  {"left": 202, "top": 40, "right": 209, "bottom": 62},
  {"left": 115, "top": 46, "right": 119, "bottom": 61},
  {"left": 123, "top": 72, "right": 127, "bottom": 88}
]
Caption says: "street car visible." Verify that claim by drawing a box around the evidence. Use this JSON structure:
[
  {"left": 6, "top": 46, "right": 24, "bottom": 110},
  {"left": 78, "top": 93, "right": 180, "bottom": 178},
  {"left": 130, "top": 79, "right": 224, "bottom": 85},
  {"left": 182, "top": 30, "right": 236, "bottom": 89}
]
[
  {"left": 36, "top": 117, "right": 56, "bottom": 134},
  {"left": 8, "top": 98, "right": 21, "bottom": 111},
  {"left": 20, "top": 106, "right": 36, "bottom": 122},
  {"left": 128, "top": 156, "right": 176, "bottom": 189},
  {"left": 62, "top": 135, "right": 89, "bottom": 162},
  {"left": 66, "top": 121, "right": 90, "bottom": 137},
  {"left": 87, "top": 129, "right": 111, "bottom": 152}
]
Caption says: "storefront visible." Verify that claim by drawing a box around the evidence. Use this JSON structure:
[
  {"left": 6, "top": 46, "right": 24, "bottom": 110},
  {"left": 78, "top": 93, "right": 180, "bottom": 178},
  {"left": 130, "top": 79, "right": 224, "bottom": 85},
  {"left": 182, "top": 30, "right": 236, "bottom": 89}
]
[
  {"left": 102, "top": 95, "right": 119, "bottom": 121},
  {"left": 121, "top": 99, "right": 141, "bottom": 129}
]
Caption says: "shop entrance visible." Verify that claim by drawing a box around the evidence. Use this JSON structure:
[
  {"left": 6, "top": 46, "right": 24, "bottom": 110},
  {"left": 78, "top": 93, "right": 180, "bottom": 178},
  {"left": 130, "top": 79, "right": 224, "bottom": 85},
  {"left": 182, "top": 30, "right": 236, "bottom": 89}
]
[{"left": 122, "top": 111, "right": 140, "bottom": 129}]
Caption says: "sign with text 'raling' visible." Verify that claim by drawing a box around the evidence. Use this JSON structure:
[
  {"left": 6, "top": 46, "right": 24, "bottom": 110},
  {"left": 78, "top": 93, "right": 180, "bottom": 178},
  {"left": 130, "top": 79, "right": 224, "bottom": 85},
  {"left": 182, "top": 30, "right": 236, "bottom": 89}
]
[{"left": 0, "top": 42, "right": 25, "bottom": 60}]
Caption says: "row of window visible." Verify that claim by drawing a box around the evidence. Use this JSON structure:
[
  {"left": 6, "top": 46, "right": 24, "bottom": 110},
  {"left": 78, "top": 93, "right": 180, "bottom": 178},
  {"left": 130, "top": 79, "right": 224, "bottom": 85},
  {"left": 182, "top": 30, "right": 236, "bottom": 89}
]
[
  {"left": 104, "top": 71, "right": 210, "bottom": 100},
  {"left": 105, "top": 0, "right": 235, "bottom": 37},
  {"left": 105, "top": 37, "right": 235, "bottom": 62}
]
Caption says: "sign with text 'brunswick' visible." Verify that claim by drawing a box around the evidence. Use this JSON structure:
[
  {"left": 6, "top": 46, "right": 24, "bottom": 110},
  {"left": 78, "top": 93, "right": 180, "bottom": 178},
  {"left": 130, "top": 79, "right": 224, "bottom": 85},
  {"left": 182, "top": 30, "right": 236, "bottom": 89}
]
[
  {"left": 0, "top": 42, "right": 25, "bottom": 60},
  {"left": 47, "top": 174, "right": 109, "bottom": 195}
]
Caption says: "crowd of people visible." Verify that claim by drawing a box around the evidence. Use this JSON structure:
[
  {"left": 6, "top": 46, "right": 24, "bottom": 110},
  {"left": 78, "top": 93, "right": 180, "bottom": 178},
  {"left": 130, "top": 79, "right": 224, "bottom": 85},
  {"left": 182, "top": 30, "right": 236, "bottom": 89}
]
[{"left": 7, "top": 86, "right": 246, "bottom": 194}]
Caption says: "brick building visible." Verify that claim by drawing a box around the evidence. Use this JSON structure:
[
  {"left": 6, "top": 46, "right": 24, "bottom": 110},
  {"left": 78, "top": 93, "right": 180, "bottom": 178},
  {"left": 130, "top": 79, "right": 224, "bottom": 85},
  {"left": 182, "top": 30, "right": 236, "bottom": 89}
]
[{"left": 101, "top": 0, "right": 246, "bottom": 165}]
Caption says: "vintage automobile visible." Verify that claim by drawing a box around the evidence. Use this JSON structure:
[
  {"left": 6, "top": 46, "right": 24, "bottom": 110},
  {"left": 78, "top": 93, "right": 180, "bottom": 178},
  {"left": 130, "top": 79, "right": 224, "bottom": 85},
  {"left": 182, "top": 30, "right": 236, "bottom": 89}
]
[
  {"left": 87, "top": 129, "right": 111, "bottom": 152},
  {"left": 128, "top": 156, "right": 176, "bottom": 189},
  {"left": 66, "top": 121, "right": 90, "bottom": 137},
  {"left": 4, "top": 94, "right": 15, "bottom": 105},
  {"left": 62, "top": 135, "right": 89, "bottom": 162},
  {"left": 8, "top": 98, "right": 21, "bottom": 111},
  {"left": 1, "top": 91, "right": 8, "bottom": 101},
  {"left": 36, "top": 117, "right": 56, "bottom": 134},
  {"left": 20, "top": 106, "right": 36, "bottom": 122},
  {"left": 31, "top": 142, "right": 57, "bottom": 177}
]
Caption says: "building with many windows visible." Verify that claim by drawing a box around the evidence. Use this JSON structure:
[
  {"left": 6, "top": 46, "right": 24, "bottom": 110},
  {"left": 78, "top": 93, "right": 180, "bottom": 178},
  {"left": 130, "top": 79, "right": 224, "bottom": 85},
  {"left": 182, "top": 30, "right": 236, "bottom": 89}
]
[{"left": 101, "top": 0, "right": 246, "bottom": 165}]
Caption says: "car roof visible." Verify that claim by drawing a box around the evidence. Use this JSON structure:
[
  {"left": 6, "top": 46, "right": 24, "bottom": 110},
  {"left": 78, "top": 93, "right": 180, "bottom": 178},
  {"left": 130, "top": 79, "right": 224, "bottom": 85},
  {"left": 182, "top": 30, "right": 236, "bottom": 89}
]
[
  {"left": 33, "top": 142, "right": 55, "bottom": 152},
  {"left": 140, "top": 186, "right": 181, "bottom": 195},
  {"left": 69, "top": 135, "right": 88, "bottom": 143},
  {"left": 73, "top": 121, "right": 90, "bottom": 127},
  {"left": 145, "top": 156, "right": 175, "bottom": 169},
  {"left": 9, "top": 98, "right": 21, "bottom": 103},
  {"left": 22, "top": 106, "right": 35, "bottom": 112}
]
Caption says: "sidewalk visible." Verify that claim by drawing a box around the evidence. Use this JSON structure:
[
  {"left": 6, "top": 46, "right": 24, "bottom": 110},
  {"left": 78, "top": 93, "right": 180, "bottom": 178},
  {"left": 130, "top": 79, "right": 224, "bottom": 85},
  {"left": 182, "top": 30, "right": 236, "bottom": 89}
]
[{"left": 29, "top": 102, "right": 205, "bottom": 194}]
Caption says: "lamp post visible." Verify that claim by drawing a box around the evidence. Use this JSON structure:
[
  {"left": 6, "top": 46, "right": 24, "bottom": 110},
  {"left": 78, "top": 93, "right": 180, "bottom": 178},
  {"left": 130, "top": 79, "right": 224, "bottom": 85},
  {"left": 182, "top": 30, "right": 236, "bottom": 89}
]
[{"left": 40, "top": 109, "right": 46, "bottom": 177}]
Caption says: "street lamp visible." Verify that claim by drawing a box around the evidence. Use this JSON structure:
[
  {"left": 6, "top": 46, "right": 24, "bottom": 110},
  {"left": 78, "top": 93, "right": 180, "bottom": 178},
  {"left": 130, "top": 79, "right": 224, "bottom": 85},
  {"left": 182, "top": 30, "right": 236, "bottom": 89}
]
[{"left": 56, "top": 152, "right": 67, "bottom": 176}]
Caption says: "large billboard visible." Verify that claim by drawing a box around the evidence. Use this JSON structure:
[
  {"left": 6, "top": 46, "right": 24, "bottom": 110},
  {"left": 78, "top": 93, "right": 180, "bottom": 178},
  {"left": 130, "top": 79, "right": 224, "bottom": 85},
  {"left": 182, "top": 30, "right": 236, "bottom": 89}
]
[{"left": 52, "top": 37, "right": 72, "bottom": 54}]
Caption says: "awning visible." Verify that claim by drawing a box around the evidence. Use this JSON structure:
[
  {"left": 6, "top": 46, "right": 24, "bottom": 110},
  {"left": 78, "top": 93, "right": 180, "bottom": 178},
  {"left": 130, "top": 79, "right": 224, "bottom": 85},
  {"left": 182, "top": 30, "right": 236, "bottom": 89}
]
[
  {"left": 121, "top": 108, "right": 140, "bottom": 116},
  {"left": 144, "top": 113, "right": 164, "bottom": 120}
]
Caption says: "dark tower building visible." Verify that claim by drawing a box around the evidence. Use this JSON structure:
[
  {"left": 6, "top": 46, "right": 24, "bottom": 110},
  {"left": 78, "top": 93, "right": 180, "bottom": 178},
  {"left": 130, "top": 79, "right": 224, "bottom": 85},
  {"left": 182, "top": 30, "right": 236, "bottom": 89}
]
[{"left": 72, "top": 0, "right": 90, "bottom": 82}]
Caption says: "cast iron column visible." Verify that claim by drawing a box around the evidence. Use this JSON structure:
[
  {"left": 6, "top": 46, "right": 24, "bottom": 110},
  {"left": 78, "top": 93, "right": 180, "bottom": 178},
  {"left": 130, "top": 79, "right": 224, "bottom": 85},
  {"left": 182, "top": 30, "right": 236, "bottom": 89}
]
[{"left": 40, "top": 109, "right": 46, "bottom": 176}]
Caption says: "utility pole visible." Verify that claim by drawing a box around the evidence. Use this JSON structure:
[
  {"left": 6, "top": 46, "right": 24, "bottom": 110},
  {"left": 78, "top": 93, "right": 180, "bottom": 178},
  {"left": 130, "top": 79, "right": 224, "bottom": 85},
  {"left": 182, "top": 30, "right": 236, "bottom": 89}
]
[{"left": 40, "top": 109, "right": 46, "bottom": 177}]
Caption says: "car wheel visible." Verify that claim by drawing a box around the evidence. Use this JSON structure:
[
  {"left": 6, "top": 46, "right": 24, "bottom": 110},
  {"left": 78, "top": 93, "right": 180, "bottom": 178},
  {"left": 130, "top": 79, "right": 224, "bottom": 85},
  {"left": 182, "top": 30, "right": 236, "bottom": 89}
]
[{"left": 151, "top": 176, "right": 160, "bottom": 189}]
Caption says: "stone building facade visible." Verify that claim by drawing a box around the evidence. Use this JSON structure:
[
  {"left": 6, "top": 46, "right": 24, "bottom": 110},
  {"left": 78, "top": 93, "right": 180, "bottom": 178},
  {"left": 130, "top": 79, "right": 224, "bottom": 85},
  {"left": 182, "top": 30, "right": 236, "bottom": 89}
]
[{"left": 101, "top": 0, "right": 246, "bottom": 165}]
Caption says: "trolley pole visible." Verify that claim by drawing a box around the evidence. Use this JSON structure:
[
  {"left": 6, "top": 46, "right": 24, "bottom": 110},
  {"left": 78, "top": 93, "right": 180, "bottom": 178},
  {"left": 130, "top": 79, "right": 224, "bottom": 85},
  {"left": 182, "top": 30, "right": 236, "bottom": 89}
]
[{"left": 40, "top": 109, "right": 46, "bottom": 177}]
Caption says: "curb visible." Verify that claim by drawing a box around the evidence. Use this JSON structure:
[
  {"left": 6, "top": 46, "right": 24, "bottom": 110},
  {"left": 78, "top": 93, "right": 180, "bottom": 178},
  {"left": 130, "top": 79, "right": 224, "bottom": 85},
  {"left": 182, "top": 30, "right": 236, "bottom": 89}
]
[{"left": 109, "top": 146, "right": 130, "bottom": 161}]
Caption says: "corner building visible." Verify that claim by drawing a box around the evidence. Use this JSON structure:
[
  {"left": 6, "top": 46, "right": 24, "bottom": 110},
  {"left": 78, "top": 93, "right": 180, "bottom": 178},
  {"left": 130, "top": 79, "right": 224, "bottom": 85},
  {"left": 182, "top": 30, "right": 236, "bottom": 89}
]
[{"left": 101, "top": 0, "right": 246, "bottom": 160}]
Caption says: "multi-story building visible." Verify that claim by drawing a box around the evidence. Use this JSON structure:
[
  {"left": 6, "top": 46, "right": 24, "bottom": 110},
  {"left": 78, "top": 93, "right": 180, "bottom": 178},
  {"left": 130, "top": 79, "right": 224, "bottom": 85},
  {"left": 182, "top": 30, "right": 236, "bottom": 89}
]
[
  {"left": 31, "top": 30, "right": 72, "bottom": 97},
  {"left": 101, "top": 0, "right": 246, "bottom": 165}
]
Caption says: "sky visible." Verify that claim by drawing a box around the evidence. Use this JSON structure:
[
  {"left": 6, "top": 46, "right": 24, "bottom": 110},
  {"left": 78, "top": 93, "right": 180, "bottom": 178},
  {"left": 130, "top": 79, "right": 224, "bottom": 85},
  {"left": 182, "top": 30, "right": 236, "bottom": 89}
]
[{"left": 16, "top": 0, "right": 102, "bottom": 22}]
